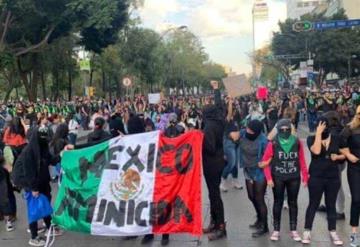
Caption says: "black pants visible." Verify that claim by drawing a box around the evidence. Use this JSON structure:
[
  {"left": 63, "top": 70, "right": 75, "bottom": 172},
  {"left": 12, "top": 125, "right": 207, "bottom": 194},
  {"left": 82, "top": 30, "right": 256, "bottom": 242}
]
[
  {"left": 246, "top": 179, "right": 267, "bottom": 225},
  {"left": 304, "top": 177, "right": 340, "bottom": 231},
  {"left": 203, "top": 163, "right": 225, "bottom": 227},
  {"left": 0, "top": 170, "right": 17, "bottom": 216},
  {"left": 272, "top": 177, "right": 300, "bottom": 231},
  {"left": 29, "top": 183, "right": 52, "bottom": 240},
  {"left": 348, "top": 167, "right": 360, "bottom": 227}
]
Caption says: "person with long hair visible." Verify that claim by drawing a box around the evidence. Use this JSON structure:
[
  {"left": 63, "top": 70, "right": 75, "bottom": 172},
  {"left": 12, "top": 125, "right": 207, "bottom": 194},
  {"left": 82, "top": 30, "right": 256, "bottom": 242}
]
[
  {"left": 302, "top": 117, "right": 345, "bottom": 245},
  {"left": 261, "top": 119, "right": 308, "bottom": 242},
  {"left": 340, "top": 105, "right": 360, "bottom": 247},
  {"left": 220, "top": 97, "right": 242, "bottom": 192},
  {"left": 2, "top": 116, "right": 28, "bottom": 225},
  {"left": 3, "top": 116, "right": 27, "bottom": 150},
  {"left": 49, "top": 124, "right": 69, "bottom": 181}
]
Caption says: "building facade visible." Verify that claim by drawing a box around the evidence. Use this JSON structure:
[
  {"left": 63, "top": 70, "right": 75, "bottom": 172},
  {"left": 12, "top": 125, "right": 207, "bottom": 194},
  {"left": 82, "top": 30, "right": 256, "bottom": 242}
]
[
  {"left": 253, "top": 0, "right": 271, "bottom": 51},
  {"left": 324, "top": 0, "right": 360, "bottom": 19},
  {"left": 287, "top": 0, "right": 326, "bottom": 19}
]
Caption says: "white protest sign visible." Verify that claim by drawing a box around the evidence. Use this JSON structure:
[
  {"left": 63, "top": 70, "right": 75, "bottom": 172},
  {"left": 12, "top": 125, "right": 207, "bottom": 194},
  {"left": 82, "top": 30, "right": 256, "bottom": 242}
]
[{"left": 148, "top": 93, "right": 161, "bottom": 104}]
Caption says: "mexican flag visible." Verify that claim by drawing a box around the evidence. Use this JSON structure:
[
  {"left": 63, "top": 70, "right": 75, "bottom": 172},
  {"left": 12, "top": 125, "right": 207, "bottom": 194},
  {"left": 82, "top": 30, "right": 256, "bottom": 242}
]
[{"left": 52, "top": 131, "right": 203, "bottom": 236}]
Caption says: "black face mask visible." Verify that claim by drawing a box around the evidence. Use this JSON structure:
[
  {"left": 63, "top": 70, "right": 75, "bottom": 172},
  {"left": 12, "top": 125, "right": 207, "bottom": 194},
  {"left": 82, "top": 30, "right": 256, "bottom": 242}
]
[
  {"left": 321, "top": 129, "right": 330, "bottom": 139},
  {"left": 279, "top": 129, "right": 291, "bottom": 139},
  {"left": 245, "top": 132, "right": 258, "bottom": 141}
]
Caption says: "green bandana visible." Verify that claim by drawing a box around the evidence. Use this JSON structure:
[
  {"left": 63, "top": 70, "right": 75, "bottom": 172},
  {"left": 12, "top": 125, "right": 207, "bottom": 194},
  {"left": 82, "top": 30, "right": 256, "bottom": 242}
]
[{"left": 278, "top": 135, "right": 297, "bottom": 154}]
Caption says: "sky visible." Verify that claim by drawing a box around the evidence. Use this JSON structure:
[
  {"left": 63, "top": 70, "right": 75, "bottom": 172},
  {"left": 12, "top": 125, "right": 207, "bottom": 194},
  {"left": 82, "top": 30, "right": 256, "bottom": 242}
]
[{"left": 138, "top": 0, "right": 288, "bottom": 75}]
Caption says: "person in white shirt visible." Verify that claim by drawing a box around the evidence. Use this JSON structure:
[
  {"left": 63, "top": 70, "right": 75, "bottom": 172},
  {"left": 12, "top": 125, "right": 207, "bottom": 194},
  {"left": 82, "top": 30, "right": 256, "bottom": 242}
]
[{"left": 67, "top": 113, "right": 80, "bottom": 145}]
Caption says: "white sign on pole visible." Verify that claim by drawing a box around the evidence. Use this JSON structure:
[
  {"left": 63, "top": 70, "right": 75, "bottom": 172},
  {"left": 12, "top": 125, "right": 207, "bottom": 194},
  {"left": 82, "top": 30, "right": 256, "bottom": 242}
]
[
  {"left": 148, "top": 93, "right": 161, "bottom": 104},
  {"left": 122, "top": 77, "right": 132, "bottom": 87}
]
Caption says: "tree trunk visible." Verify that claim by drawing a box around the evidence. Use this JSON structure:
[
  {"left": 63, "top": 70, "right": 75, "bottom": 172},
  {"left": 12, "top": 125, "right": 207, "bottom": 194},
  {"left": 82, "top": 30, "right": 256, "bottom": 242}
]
[
  {"left": 89, "top": 68, "right": 94, "bottom": 86},
  {"left": 52, "top": 71, "right": 59, "bottom": 101},
  {"left": 68, "top": 70, "right": 72, "bottom": 101},
  {"left": 102, "top": 70, "right": 106, "bottom": 93},
  {"left": 41, "top": 71, "right": 46, "bottom": 100},
  {"left": 4, "top": 86, "right": 14, "bottom": 103}
]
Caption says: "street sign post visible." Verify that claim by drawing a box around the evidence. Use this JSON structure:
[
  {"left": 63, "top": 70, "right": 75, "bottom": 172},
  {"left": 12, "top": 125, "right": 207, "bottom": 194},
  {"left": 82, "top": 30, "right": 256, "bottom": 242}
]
[
  {"left": 314, "top": 19, "right": 360, "bottom": 30},
  {"left": 122, "top": 77, "right": 132, "bottom": 87},
  {"left": 292, "top": 21, "right": 313, "bottom": 32},
  {"left": 293, "top": 19, "right": 360, "bottom": 32}
]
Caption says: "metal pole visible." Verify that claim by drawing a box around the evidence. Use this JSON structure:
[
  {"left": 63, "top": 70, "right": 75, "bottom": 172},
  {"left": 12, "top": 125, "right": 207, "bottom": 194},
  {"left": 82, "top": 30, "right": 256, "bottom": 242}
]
[{"left": 348, "top": 57, "right": 351, "bottom": 81}]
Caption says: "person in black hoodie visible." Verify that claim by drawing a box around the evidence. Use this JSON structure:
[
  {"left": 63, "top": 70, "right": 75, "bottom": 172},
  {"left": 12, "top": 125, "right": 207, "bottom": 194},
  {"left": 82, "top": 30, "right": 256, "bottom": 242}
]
[
  {"left": 12, "top": 126, "right": 63, "bottom": 246},
  {"left": 202, "top": 80, "right": 226, "bottom": 241},
  {"left": 127, "top": 114, "right": 145, "bottom": 134},
  {"left": 87, "top": 117, "right": 111, "bottom": 145},
  {"left": 109, "top": 109, "right": 125, "bottom": 138}
]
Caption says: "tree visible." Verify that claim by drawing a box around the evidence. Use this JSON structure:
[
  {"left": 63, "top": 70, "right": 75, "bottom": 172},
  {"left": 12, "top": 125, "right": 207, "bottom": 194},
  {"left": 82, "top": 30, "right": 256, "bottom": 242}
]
[
  {"left": 272, "top": 9, "right": 360, "bottom": 84},
  {"left": 250, "top": 46, "right": 292, "bottom": 86},
  {"left": 119, "top": 27, "right": 166, "bottom": 93},
  {"left": 0, "top": 0, "right": 130, "bottom": 100}
]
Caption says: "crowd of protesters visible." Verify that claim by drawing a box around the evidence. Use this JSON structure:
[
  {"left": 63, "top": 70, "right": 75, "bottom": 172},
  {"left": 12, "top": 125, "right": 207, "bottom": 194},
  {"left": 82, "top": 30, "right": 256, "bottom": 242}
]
[{"left": 0, "top": 82, "right": 360, "bottom": 246}]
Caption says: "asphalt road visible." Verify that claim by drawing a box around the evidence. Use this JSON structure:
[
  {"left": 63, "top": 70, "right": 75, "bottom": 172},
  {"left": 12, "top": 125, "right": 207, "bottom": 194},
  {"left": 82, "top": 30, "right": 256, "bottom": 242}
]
[{"left": 0, "top": 123, "right": 354, "bottom": 247}]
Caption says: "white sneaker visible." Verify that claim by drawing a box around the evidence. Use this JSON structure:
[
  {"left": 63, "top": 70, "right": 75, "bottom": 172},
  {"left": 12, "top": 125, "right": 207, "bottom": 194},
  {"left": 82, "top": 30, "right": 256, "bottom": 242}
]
[
  {"left": 232, "top": 178, "right": 243, "bottom": 190},
  {"left": 290, "top": 231, "right": 302, "bottom": 242},
  {"left": 220, "top": 179, "right": 229, "bottom": 192},
  {"left": 6, "top": 220, "right": 14, "bottom": 232},
  {"left": 302, "top": 231, "right": 311, "bottom": 244},
  {"left": 28, "top": 237, "right": 46, "bottom": 247},
  {"left": 270, "top": 231, "right": 280, "bottom": 241},
  {"left": 329, "top": 231, "right": 343, "bottom": 246}
]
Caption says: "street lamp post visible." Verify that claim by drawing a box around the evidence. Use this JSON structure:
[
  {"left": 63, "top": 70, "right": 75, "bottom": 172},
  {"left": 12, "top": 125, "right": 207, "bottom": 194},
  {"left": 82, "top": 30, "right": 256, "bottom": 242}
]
[{"left": 152, "top": 25, "right": 187, "bottom": 93}]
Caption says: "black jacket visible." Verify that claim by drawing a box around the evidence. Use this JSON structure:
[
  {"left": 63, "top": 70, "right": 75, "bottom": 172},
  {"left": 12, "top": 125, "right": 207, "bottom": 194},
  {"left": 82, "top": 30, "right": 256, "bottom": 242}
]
[
  {"left": 87, "top": 129, "right": 111, "bottom": 144},
  {"left": 202, "top": 89, "right": 225, "bottom": 168},
  {"left": 12, "top": 128, "right": 60, "bottom": 191},
  {"left": 109, "top": 115, "right": 125, "bottom": 137}
]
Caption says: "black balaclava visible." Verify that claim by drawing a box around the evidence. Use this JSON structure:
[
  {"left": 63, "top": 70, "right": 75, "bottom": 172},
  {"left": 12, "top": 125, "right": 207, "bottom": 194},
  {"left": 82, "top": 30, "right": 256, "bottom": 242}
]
[
  {"left": 246, "top": 120, "right": 263, "bottom": 141},
  {"left": 277, "top": 119, "right": 292, "bottom": 139},
  {"left": 38, "top": 126, "right": 49, "bottom": 148}
]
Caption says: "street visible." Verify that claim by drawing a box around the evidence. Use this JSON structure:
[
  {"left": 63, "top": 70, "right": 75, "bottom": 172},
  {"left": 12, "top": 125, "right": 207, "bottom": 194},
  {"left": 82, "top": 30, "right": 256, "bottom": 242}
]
[{"left": 0, "top": 125, "right": 353, "bottom": 247}]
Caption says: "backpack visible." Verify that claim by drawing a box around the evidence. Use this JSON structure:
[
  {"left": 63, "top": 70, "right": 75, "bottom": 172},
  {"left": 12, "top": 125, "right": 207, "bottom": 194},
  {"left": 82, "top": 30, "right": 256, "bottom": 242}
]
[{"left": 11, "top": 148, "right": 37, "bottom": 190}]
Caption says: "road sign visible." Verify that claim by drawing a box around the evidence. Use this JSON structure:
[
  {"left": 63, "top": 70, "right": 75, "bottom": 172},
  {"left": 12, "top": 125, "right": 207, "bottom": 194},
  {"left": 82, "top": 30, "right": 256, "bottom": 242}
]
[
  {"left": 314, "top": 19, "right": 360, "bottom": 30},
  {"left": 79, "top": 59, "right": 91, "bottom": 71},
  {"left": 122, "top": 77, "right": 132, "bottom": 87},
  {"left": 293, "top": 21, "right": 313, "bottom": 32}
]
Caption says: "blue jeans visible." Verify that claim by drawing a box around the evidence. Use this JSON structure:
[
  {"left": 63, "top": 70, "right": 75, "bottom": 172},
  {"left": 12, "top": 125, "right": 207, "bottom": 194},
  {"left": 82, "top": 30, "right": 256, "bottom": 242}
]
[
  {"left": 222, "top": 138, "right": 238, "bottom": 179},
  {"left": 307, "top": 111, "right": 317, "bottom": 132}
]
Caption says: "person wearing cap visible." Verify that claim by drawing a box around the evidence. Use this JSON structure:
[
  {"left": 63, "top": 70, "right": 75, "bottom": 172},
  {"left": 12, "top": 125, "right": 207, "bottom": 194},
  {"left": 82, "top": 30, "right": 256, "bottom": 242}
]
[
  {"left": 260, "top": 119, "right": 308, "bottom": 242},
  {"left": 237, "top": 119, "right": 269, "bottom": 238},
  {"left": 302, "top": 117, "right": 345, "bottom": 245},
  {"left": 164, "top": 113, "right": 185, "bottom": 138}
]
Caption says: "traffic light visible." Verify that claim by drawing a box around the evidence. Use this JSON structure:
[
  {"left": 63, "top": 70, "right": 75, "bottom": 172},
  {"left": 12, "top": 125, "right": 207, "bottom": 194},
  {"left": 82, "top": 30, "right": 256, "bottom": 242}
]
[
  {"left": 292, "top": 21, "right": 313, "bottom": 32},
  {"left": 89, "top": 86, "right": 95, "bottom": 96}
]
